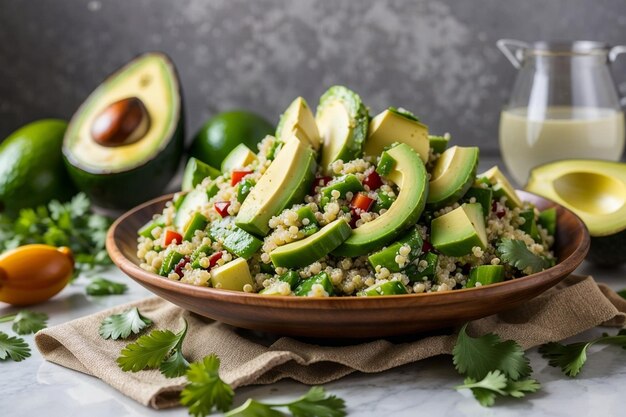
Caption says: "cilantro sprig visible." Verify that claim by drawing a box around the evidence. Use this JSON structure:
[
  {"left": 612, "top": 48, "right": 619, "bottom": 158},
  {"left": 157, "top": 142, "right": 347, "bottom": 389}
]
[
  {"left": 180, "top": 354, "right": 235, "bottom": 415},
  {"left": 453, "top": 324, "right": 540, "bottom": 406},
  {"left": 117, "top": 319, "right": 189, "bottom": 378},
  {"left": 497, "top": 239, "right": 551, "bottom": 274},
  {"left": 539, "top": 329, "right": 626, "bottom": 377},
  {"left": 0, "top": 331, "right": 31, "bottom": 362},
  {"left": 0, "top": 310, "right": 48, "bottom": 335},
  {"left": 86, "top": 278, "right": 128, "bottom": 296},
  {"left": 0, "top": 193, "right": 111, "bottom": 273},
  {"left": 99, "top": 308, "right": 152, "bottom": 340}
]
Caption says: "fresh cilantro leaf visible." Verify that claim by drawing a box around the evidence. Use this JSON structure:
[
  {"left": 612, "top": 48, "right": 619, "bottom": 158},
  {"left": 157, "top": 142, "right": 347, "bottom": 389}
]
[
  {"left": 453, "top": 323, "right": 531, "bottom": 381},
  {"left": 497, "top": 239, "right": 549, "bottom": 274},
  {"left": 180, "top": 354, "right": 235, "bottom": 416},
  {"left": 99, "top": 308, "right": 152, "bottom": 340},
  {"left": 86, "top": 278, "right": 128, "bottom": 296},
  {"left": 225, "top": 399, "right": 284, "bottom": 417},
  {"left": 504, "top": 378, "right": 541, "bottom": 398},
  {"left": 117, "top": 319, "right": 188, "bottom": 374},
  {"left": 160, "top": 349, "right": 190, "bottom": 378},
  {"left": 0, "top": 311, "right": 49, "bottom": 335},
  {"left": 0, "top": 331, "right": 31, "bottom": 362},
  {"left": 456, "top": 370, "right": 507, "bottom": 407}
]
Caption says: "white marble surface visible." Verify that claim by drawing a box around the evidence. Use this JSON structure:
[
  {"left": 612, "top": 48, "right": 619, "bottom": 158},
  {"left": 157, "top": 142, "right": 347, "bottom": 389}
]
[{"left": 1, "top": 262, "right": 626, "bottom": 417}]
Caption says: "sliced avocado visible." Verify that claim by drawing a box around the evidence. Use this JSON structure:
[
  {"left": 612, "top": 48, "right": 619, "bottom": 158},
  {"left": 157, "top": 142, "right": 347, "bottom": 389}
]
[
  {"left": 519, "top": 209, "right": 541, "bottom": 242},
  {"left": 429, "top": 134, "right": 450, "bottom": 154},
  {"left": 63, "top": 52, "right": 184, "bottom": 209},
  {"left": 316, "top": 86, "right": 369, "bottom": 172},
  {"left": 405, "top": 252, "right": 438, "bottom": 282},
  {"left": 478, "top": 166, "right": 522, "bottom": 208},
  {"left": 270, "top": 219, "right": 352, "bottom": 268},
  {"left": 159, "top": 251, "right": 184, "bottom": 276},
  {"left": 431, "top": 203, "right": 487, "bottom": 257},
  {"left": 294, "top": 272, "right": 334, "bottom": 296},
  {"left": 319, "top": 174, "right": 364, "bottom": 207},
  {"left": 363, "top": 280, "right": 408, "bottom": 296},
  {"left": 526, "top": 159, "right": 626, "bottom": 265},
  {"left": 463, "top": 186, "right": 493, "bottom": 217},
  {"left": 173, "top": 187, "right": 209, "bottom": 231},
  {"left": 210, "top": 257, "right": 254, "bottom": 291},
  {"left": 276, "top": 97, "right": 321, "bottom": 150},
  {"left": 466, "top": 265, "right": 505, "bottom": 288},
  {"left": 538, "top": 207, "right": 557, "bottom": 236},
  {"left": 221, "top": 143, "right": 258, "bottom": 173},
  {"left": 368, "top": 228, "right": 423, "bottom": 273},
  {"left": 333, "top": 143, "right": 428, "bottom": 257},
  {"left": 182, "top": 157, "right": 220, "bottom": 192},
  {"left": 209, "top": 218, "right": 263, "bottom": 260},
  {"left": 182, "top": 212, "right": 208, "bottom": 241},
  {"left": 427, "top": 146, "right": 479, "bottom": 209},
  {"left": 236, "top": 135, "right": 316, "bottom": 236},
  {"left": 364, "top": 108, "right": 429, "bottom": 163}
]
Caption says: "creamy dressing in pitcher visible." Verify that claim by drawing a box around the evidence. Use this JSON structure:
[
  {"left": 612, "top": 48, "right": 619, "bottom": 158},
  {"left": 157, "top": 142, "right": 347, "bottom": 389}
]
[{"left": 499, "top": 106, "right": 625, "bottom": 185}]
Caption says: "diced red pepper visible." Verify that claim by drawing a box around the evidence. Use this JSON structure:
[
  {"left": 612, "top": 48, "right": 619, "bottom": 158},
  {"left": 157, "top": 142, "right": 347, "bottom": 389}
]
[
  {"left": 363, "top": 171, "right": 383, "bottom": 190},
  {"left": 174, "top": 256, "right": 191, "bottom": 276},
  {"left": 163, "top": 230, "right": 183, "bottom": 246},
  {"left": 422, "top": 240, "right": 433, "bottom": 254},
  {"left": 349, "top": 208, "right": 360, "bottom": 228},
  {"left": 231, "top": 170, "right": 253, "bottom": 186},
  {"left": 492, "top": 200, "right": 506, "bottom": 219},
  {"left": 310, "top": 176, "right": 333, "bottom": 194},
  {"left": 207, "top": 252, "right": 223, "bottom": 269},
  {"left": 214, "top": 201, "right": 231, "bottom": 217},
  {"left": 351, "top": 193, "right": 375, "bottom": 212}
]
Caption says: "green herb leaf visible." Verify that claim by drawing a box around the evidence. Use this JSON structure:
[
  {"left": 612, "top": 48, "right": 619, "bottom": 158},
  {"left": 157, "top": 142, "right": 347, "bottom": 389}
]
[
  {"left": 617, "top": 288, "right": 626, "bottom": 300},
  {"left": 0, "top": 331, "right": 31, "bottom": 362},
  {"left": 160, "top": 349, "right": 190, "bottom": 378},
  {"left": 456, "top": 370, "right": 507, "bottom": 407},
  {"left": 504, "top": 378, "right": 541, "bottom": 398},
  {"left": 497, "top": 239, "right": 548, "bottom": 274},
  {"left": 99, "top": 308, "right": 152, "bottom": 340},
  {"left": 86, "top": 278, "right": 128, "bottom": 296},
  {"left": 225, "top": 399, "right": 284, "bottom": 417},
  {"left": 11, "top": 311, "right": 48, "bottom": 335},
  {"left": 180, "top": 354, "right": 235, "bottom": 416},
  {"left": 453, "top": 323, "right": 531, "bottom": 381},
  {"left": 117, "top": 319, "right": 188, "bottom": 373},
  {"left": 285, "top": 386, "right": 347, "bottom": 417}
]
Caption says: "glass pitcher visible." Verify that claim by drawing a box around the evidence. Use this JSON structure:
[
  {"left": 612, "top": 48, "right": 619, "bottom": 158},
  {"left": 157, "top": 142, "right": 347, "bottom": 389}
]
[{"left": 497, "top": 39, "right": 626, "bottom": 185}]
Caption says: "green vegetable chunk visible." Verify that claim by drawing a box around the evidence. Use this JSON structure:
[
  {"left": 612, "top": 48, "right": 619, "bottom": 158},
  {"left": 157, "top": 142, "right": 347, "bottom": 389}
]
[
  {"left": 190, "top": 244, "right": 214, "bottom": 268},
  {"left": 538, "top": 207, "right": 557, "bottom": 236},
  {"left": 519, "top": 209, "right": 541, "bottom": 242},
  {"left": 466, "top": 265, "right": 505, "bottom": 288},
  {"left": 209, "top": 218, "right": 263, "bottom": 260},
  {"left": 138, "top": 215, "right": 165, "bottom": 238},
  {"left": 367, "top": 228, "right": 423, "bottom": 272},
  {"left": 182, "top": 157, "right": 220, "bottom": 192},
  {"left": 159, "top": 251, "right": 185, "bottom": 276},
  {"left": 405, "top": 252, "right": 438, "bottom": 282},
  {"left": 320, "top": 174, "right": 364, "bottom": 207},
  {"left": 236, "top": 178, "right": 255, "bottom": 203},
  {"left": 294, "top": 272, "right": 334, "bottom": 296},
  {"left": 463, "top": 187, "right": 492, "bottom": 217},
  {"left": 183, "top": 212, "right": 208, "bottom": 241},
  {"left": 363, "top": 280, "right": 408, "bottom": 296}
]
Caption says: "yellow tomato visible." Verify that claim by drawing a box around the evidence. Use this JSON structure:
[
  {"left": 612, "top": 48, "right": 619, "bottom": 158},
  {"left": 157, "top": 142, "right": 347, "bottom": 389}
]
[{"left": 0, "top": 244, "right": 74, "bottom": 306}]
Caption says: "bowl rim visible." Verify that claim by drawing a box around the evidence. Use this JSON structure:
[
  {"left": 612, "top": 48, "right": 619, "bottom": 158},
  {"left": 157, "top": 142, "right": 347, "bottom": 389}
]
[{"left": 106, "top": 190, "right": 590, "bottom": 307}]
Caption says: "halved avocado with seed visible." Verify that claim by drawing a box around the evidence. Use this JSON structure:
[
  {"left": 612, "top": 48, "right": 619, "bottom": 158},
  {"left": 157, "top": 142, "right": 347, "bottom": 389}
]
[{"left": 62, "top": 52, "right": 184, "bottom": 209}]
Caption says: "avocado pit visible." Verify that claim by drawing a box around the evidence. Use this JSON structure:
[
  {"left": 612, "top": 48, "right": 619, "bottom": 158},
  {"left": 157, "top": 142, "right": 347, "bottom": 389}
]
[{"left": 90, "top": 97, "right": 150, "bottom": 147}]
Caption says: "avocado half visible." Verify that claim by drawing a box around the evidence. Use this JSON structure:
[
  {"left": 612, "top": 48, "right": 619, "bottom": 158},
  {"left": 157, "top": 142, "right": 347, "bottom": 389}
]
[
  {"left": 62, "top": 52, "right": 184, "bottom": 210},
  {"left": 525, "top": 159, "right": 626, "bottom": 265}
]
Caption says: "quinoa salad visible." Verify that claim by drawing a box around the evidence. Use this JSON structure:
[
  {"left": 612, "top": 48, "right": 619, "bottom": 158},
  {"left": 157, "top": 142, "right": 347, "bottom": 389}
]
[{"left": 137, "top": 86, "right": 557, "bottom": 297}]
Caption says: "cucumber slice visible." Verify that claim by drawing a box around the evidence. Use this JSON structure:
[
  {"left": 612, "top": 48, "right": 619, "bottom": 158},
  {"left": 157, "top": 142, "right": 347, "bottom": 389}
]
[
  {"left": 209, "top": 218, "right": 263, "bottom": 260},
  {"left": 294, "top": 272, "right": 334, "bottom": 296},
  {"left": 466, "top": 265, "right": 505, "bottom": 288},
  {"left": 363, "top": 280, "right": 408, "bottom": 296},
  {"left": 368, "top": 228, "right": 423, "bottom": 272},
  {"left": 538, "top": 207, "right": 557, "bottom": 236}
]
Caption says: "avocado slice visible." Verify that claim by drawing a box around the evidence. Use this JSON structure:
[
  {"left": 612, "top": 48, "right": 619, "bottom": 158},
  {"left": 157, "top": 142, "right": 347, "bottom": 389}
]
[
  {"left": 174, "top": 188, "right": 209, "bottom": 232},
  {"left": 427, "top": 146, "right": 479, "bottom": 209},
  {"left": 63, "top": 52, "right": 184, "bottom": 209},
  {"left": 463, "top": 186, "right": 493, "bottom": 217},
  {"left": 466, "top": 265, "right": 505, "bottom": 288},
  {"left": 270, "top": 219, "right": 352, "bottom": 268},
  {"left": 276, "top": 97, "right": 321, "bottom": 150},
  {"left": 294, "top": 272, "right": 335, "bottom": 297},
  {"left": 478, "top": 166, "right": 523, "bottom": 208},
  {"left": 367, "top": 228, "right": 423, "bottom": 272},
  {"left": 333, "top": 143, "right": 428, "bottom": 257},
  {"left": 364, "top": 108, "right": 429, "bottom": 163},
  {"left": 236, "top": 134, "right": 316, "bottom": 236},
  {"left": 526, "top": 159, "right": 626, "bottom": 265},
  {"left": 221, "top": 143, "right": 258, "bottom": 173},
  {"left": 182, "top": 157, "right": 220, "bottom": 192},
  {"left": 210, "top": 257, "right": 254, "bottom": 291},
  {"left": 316, "top": 86, "right": 369, "bottom": 172},
  {"left": 431, "top": 203, "right": 487, "bottom": 257},
  {"left": 363, "top": 280, "right": 408, "bottom": 296},
  {"left": 209, "top": 218, "right": 263, "bottom": 260},
  {"left": 429, "top": 134, "right": 450, "bottom": 154}
]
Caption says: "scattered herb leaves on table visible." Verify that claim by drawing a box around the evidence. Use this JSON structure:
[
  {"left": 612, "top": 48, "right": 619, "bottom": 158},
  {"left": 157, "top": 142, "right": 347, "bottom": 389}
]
[
  {"left": 86, "top": 278, "right": 128, "bottom": 296},
  {"left": 0, "top": 331, "right": 31, "bottom": 362},
  {"left": 180, "top": 354, "right": 235, "bottom": 415},
  {"left": 0, "top": 310, "right": 48, "bottom": 335},
  {"left": 99, "top": 308, "right": 152, "bottom": 340}
]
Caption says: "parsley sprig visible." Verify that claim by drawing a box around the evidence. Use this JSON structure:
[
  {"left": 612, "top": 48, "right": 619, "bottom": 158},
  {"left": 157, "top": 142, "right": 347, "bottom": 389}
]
[
  {"left": 497, "top": 239, "right": 551, "bottom": 274},
  {"left": 0, "top": 331, "right": 31, "bottom": 362},
  {"left": 86, "top": 278, "right": 128, "bottom": 296},
  {"left": 539, "top": 329, "right": 626, "bottom": 377},
  {"left": 0, "top": 193, "right": 111, "bottom": 273},
  {"left": 99, "top": 308, "right": 152, "bottom": 340},
  {"left": 453, "top": 324, "right": 540, "bottom": 406},
  {"left": 0, "top": 310, "right": 48, "bottom": 335},
  {"left": 117, "top": 319, "right": 189, "bottom": 378}
]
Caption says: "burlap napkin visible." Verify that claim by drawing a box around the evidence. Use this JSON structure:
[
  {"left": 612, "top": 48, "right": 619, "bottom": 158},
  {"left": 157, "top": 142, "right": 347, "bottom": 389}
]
[{"left": 35, "top": 274, "right": 626, "bottom": 410}]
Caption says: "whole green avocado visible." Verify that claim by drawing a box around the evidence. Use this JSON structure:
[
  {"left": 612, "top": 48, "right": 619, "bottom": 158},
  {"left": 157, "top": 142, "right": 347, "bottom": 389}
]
[{"left": 0, "top": 119, "right": 76, "bottom": 215}]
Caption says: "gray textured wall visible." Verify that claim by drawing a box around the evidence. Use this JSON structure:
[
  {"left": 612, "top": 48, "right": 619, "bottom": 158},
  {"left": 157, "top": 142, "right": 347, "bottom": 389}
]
[{"left": 2, "top": 0, "right": 626, "bottom": 154}]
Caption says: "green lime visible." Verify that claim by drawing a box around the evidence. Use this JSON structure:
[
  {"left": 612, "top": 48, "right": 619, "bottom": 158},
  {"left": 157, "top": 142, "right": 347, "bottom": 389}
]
[
  {"left": 190, "top": 110, "right": 274, "bottom": 169},
  {"left": 0, "top": 119, "right": 76, "bottom": 215}
]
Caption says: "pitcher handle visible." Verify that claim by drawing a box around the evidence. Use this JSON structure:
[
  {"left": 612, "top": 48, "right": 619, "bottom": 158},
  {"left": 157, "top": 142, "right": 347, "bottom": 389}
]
[
  {"left": 609, "top": 45, "right": 626, "bottom": 107},
  {"left": 496, "top": 39, "right": 529, "bottom": 69}
]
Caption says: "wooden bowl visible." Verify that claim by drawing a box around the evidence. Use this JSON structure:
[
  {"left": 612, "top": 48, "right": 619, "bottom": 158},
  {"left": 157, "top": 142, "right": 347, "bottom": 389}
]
[{"left": 107, "top": 191, "right": 589, "bottom": 339}]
